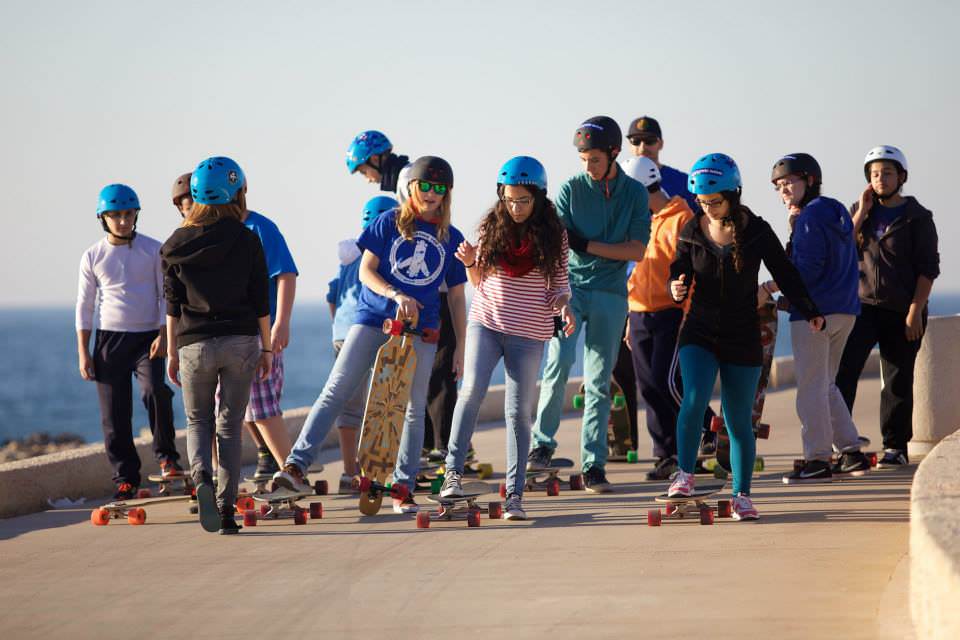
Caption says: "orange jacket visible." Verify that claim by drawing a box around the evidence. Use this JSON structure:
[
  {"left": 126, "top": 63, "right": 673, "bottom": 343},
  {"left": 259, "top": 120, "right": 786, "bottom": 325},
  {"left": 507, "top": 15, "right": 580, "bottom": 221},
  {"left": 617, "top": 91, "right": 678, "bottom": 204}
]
[{"left": 628, "top": 195, "right": 694, "bottom": 313}]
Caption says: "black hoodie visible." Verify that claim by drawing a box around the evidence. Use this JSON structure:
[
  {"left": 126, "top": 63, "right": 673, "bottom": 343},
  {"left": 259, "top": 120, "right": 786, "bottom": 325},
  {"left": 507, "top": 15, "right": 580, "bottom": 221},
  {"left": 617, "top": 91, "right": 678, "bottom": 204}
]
[
  {"left": 379, "top": 153, "right": 410, "bottom": 193},
  {"left": 670, "top": 210, "right": 821, "bottom": 366},
  {"left": 160, "top": 217, "right": 269, "bottom": 347}
]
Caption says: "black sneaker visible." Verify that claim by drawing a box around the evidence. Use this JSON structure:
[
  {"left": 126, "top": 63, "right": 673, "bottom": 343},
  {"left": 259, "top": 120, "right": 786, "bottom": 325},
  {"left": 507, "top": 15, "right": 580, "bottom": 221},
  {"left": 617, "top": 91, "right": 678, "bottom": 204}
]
[
  {"left": 832, "top": 451, "right": 871, "bottom": 476},
  {"left": 527, "top": 445, "right": 555, "bottom": 470},
  {"left": 877, "top": 449, "right": 909, "bottom": 469},
  {"left": 426, "top": 448, "right": 447, "bottom": 464},
  {"left": 219, "top": 507, "right": 242, "bottom": 535},
  {"left": 253, "top": 448, "right": 280, "bottom": 480},
  {"left": 195, "top": 482, "right": 220, "bottom": 533},
  {"left": 583, "top": 466, "right": 613, "bottom": 493},
  {"left": 113, "top": 482, "right": 138, "bottom": 500},
  {"left": 782, "top": 459, "right": 832, "bottom": 484},
  {"left": 645, "top": 456, "right": 678, "bottom": 481}
]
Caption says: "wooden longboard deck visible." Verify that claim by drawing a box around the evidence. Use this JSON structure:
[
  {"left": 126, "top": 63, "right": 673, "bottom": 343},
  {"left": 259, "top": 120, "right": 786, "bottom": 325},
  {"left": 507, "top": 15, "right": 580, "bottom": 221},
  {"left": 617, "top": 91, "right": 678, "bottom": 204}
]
[
  {"left": 146, "top": 474, "right": 190, "bottom": 483},
  {"left": 102, "top": 494, "right": 190, "bottom": 511},
  {"left": 426, "top": 492, "right": 483, "bottom": 505},
  {"left": 527, "top": 457, "right": 575, "bottom": 474},
  {"left": 654, "top": 484, "right": 725, "bottom": 504}
]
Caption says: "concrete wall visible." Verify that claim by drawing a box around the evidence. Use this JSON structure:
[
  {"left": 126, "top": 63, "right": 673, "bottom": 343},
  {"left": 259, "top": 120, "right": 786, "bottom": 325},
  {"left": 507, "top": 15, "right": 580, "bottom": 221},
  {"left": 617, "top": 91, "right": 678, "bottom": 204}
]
[
  {"left": 911, "top": 315, "right": 960, "bottom": 457},
  {"left": 910, "top": 427, "right": 960, "bottom": 639}
]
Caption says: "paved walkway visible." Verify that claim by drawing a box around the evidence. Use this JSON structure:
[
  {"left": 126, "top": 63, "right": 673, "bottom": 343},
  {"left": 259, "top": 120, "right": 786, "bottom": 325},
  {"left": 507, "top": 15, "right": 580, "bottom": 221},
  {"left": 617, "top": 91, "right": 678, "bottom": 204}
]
[{"left": 0, "top": 378, "right": 914, "bottom": 639}]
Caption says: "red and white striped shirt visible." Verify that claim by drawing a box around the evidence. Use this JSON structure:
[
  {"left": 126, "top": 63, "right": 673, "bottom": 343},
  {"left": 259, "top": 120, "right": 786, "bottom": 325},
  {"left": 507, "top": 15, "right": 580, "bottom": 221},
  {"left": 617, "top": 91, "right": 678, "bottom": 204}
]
[{"left": 469, "top": 233, "right": 570, "bottom": 341}]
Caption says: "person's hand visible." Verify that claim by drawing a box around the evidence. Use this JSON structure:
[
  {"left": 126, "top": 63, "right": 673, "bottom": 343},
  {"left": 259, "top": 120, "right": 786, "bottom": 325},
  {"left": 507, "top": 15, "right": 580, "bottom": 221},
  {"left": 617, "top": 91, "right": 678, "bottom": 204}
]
[
  {"left": 809, "top": 316, "right": 826, "bottom": 332},
  {"left": 905, "top": 305, "right": 924, "bottom": 341},
  {"left": 149, "top": 333, "right": 167, "bottom": 359},
  {"left": 455, "top": 240, "right": 477, "bottom": 267},
  {"left": 256, "top": 351, "right": 274, "bottom": 382},
  {"left": 271, "top": 320, "right": 290, "bottom": 353},
  {"left": 394, "top": 293, "right": 423, "bottom": 328},
  {"left": 559, "top": 303, "right": 576, "bottom": 337},
  {"left": 670, "top": 274, "right": 688, "bottom": 302},
  {"left": 78, "top": 351, "right": 95, "bottom": 381},
  {"left": 858, "top": 184, "right": 874, "bottom": 218},
  {"left": 566, "top": 227, "right": 589, "bottom": 253},
  {"left": 167, "top": 354, "right": 181, "bottom": 388},
  {"left": 452, "top": 346, "right": 464, "bottom": 381},
  {"left": 787, "top": 208, "right": 802, "bottom": 231}
]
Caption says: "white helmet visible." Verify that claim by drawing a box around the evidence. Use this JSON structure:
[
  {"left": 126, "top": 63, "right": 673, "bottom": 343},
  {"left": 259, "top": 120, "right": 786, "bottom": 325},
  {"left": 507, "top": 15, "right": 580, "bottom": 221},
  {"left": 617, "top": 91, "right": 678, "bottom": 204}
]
[
  {"left": 863, "top": 146, "right": 908, "bottom": 180},
  {"left": 622, "top": 156, "right": 661, "bottom": 189}
]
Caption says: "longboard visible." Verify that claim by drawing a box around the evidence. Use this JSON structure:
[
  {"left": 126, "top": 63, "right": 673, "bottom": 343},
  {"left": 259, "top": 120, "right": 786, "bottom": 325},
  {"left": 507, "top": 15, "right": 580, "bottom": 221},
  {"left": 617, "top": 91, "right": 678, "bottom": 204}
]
[
  {"left": 573, "top": 379, "right": 634, "bottom": 462},
  {"left": 90, "top": 494, "right": 190, "bottom": 527},
  {"left": 248, "top": 488, "right": 321, "bottom": 525},
  {"left": 356, "top": 319, "right": 438, "bottom": 515},
  {"left": 648, "top": 483, "right": 730, "bottom": 526},
  {"left": 146, "top": 473, "right": 193, "bottom": 497},
  {"left": 420, "top": 483, "right": 501, "bottom": 527},
  {"left": 523, "top": 457, "right": 584, "bottom": 496}
]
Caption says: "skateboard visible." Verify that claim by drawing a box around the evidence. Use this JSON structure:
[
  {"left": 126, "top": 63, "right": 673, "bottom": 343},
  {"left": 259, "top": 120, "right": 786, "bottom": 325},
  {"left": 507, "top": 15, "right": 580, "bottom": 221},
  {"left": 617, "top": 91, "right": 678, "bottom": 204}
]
[
  {"left": 573, "top": 379, "right": 635, "bottom": 462},
  {"left": 710, "top": 300, "right": 778, "bottom": 478},
  {"left": 243, "top": 466, "right": 329, "bottom": 496},
  {"left": 647, "top": 483, "right": 731, "bottom": 526},
  {"left": 90, "top": 494, "right": 191, "bottom": 527},
  {"left": 522, "top": 457, "right": 584, "bottom": 496},
  {"left": 146, "top": 473, "right": 193, "bottom": 497},
  {"left": 418, "top": 482, "right": 502, "bottom": 528},
  {"left": 356, "top": 318, "right": 439, "bottom": 515},
  {"left": 246, "top": 488, "right": 322, "bottom": 526}
]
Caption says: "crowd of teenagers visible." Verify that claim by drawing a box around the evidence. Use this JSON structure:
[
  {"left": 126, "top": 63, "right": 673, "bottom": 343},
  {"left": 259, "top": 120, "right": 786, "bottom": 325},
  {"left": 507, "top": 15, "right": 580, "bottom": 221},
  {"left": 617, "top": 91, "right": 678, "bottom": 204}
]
[{"left": 76, "top": 114, "right": 938, "bottom": 534}]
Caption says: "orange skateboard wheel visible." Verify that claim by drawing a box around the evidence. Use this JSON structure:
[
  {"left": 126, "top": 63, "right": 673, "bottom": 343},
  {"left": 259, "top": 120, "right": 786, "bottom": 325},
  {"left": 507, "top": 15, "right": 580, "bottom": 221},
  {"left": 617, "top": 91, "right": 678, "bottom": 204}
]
[
  {"left": 91, "top": 508, "right": 110, "bottom": 526},
  {"left": 235, "top": 496, "right": 255, "bottom": 513},
  {"left": 127, "top": 508, "right": 146, "bottom": 526}
]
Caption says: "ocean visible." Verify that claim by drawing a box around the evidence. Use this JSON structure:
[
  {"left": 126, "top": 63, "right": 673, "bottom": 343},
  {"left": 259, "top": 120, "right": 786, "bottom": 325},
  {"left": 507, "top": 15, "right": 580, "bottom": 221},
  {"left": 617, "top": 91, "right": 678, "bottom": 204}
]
[{"left": 2, "top": 295, "right": 958, "bottom": 444}]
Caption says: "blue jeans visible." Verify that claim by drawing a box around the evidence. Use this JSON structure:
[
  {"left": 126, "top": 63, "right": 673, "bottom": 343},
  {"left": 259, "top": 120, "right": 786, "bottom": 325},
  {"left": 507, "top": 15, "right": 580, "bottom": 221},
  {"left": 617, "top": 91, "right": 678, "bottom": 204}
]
[
  {"left": 531, "top": 287, "right": 627, "bottom": 472},
  {"left": 445, "top": 323, "right": 544, "bottom": 497},
  {"left": 676, "top": 345, "right": 760, "bottom": 496},
  {"left": 287, "top": 323, "right": 437, "bottom": 492}
]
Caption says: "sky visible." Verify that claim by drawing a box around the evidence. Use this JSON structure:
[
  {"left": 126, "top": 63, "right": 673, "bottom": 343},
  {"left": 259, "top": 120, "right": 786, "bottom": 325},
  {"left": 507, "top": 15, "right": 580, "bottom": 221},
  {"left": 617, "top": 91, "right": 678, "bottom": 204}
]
[{"left": 1, "top": 0, "right": 957, "bottom": 307}]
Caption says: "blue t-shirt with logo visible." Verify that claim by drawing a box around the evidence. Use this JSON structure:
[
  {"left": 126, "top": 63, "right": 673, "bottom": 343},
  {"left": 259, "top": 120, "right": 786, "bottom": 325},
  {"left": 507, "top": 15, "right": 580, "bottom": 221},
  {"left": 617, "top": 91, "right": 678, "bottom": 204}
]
[
  {"left": 356, "top": 209, "right": 467, "bottom": 330},
  {"left": 244, "top": 211, "right": 298, "bottom": 322},
  {"left": 660, "top": 164, "right": 698, "bottom": 211}
]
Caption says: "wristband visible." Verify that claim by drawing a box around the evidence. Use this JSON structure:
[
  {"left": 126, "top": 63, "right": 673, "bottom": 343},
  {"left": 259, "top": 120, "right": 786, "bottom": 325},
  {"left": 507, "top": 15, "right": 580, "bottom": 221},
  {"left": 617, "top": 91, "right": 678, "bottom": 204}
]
[
  {"left": 261, "top": 349, "right": 272, "bottom": 353},
  {"left": 464, "top": 261, "right": 476, "bottom": 268}
]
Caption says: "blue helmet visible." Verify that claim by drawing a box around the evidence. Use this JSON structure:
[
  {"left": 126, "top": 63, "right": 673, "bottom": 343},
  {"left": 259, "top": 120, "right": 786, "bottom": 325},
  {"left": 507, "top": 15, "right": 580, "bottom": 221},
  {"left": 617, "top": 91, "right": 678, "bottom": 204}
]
[
  {"left": 346, "top": 130, "right": 392, "bottom": 174},
  {"left": 497, "top": 156, "right": 547, "bottom": 191},
  {"left": 688, "top": 153, "right": 742, "bottom": 195},
  {"left": 97, "top": 184, "right": 140, "bottom": 216},
  {"left": 190, "top": 157, "right": 246, "bottom": 205},
  {"left": 361, "top": 195, "right": 398, "bottom": 229}
]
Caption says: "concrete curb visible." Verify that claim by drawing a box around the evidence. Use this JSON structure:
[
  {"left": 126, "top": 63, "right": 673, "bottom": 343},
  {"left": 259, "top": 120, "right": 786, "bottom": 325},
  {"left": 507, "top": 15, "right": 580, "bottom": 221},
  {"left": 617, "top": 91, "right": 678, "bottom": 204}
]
[{"left": 910, "top": 427, "right": 960, "bottom": 639}]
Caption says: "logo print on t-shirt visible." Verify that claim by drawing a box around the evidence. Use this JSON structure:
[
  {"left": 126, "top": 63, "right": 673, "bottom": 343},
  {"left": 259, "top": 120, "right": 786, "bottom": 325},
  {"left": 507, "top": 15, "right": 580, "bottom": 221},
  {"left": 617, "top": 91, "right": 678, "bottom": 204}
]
[{"left": 389, "top": 231, "right": 445, "bottom": 286}]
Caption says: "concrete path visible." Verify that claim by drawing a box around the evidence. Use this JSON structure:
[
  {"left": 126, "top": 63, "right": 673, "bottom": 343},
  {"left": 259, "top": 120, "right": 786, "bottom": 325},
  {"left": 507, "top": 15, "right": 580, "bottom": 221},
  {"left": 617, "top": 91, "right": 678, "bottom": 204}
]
[{"left": 0, "top": 378, "right": 914, "bottom": 639}]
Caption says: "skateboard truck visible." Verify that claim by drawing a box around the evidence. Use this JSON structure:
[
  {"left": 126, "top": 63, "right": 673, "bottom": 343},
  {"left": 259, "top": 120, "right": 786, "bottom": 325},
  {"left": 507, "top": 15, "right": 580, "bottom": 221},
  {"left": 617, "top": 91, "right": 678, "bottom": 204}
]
[{"left": 382, "top": 319, "right": 440, "bottom": 344}]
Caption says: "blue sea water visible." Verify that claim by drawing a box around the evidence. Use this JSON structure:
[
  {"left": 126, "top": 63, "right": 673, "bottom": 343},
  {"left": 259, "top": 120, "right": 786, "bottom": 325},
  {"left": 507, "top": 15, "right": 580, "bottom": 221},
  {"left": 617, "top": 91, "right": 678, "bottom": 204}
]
[{"left": 2, "top": 295, "right": 958, "bottom": 444}]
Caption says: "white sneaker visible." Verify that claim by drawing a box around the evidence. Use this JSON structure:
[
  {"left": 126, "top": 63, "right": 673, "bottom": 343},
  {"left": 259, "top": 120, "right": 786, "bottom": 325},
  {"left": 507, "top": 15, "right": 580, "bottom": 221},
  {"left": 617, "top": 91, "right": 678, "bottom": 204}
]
[
  {"left": 439, "top": 469, "right": 463, "bottom": 498},
  {"left": 392, "top": 495, "right": 419, "bottom": 514},
  {"left": 731, "top": 493, "right": 759, "bottom": 521},
  {"left": 667, "top": 469, "right": 695, "bottom": 497},
  {"left": 503, "top": 495, "right": 526, "bottom": 520}
]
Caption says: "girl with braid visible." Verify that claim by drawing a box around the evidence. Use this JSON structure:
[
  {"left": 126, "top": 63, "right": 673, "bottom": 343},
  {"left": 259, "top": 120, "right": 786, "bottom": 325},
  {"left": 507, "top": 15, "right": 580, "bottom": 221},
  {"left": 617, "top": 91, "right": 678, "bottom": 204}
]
[{"left": 667, "top": 154, "right": 824, "bottom": 520}]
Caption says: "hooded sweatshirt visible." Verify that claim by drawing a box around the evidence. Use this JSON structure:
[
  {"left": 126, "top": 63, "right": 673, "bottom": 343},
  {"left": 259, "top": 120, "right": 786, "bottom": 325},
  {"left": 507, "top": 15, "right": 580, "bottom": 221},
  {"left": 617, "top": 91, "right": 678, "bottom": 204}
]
[
  {"left": 328, "top": 238, "right": 363, "bottom": 342},
  {"left": 628, "top": 195, "right": 694, "bottom": 313},
  {"left": 786, "top": 196, "right": 861, "bottom": 321},
  {"left": 160, "top": 217, "right": 269, "bottom": 347}
]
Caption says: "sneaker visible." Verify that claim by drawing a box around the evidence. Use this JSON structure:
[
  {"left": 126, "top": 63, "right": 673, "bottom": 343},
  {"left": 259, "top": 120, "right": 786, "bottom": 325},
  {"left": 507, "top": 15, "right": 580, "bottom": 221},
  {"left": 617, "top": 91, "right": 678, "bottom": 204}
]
[
  {"left": 273, "top": 463, "right": 311, "bottom": 493},
  {"left": 253, "top": 449, "right": 280, "bottom": 480},
  {"left": 339, "top": 474, "right": 360, "bottom": 495},
  {"left": 645, "top": 456, "right": 678, "bottom": 481},
  {"left": 503, "top": 494, "right": 526, "bottom": 520},
  {"left": 113, "top": 482, "right": 138, "bottom": 500},
  {"left": 782, "top": 459, "right": 833, "bottom": 484},
  {"left": 218, "top": 508, "right": 242, "bottom": 535},
  {"left": 159, "top": 459, "right": 185, "bottom": 479},
  {"left": 426, "top": 448, "right": 447, "bottom": 464},
  {"left": 699, "top": 433, "right": 718, "bottom": 457},
  {"left": 877, "top": 449, "right": 909, "bottom": 469},
  {"left": 832, "top": 451, "right": 871, "bottom": 476},
  {"left": 527, "top": 445, "right": 554, "bottom": 470},
  {"left": 195, "top": 482, "right": 220, "bottom": 532},
  {"left": 439, "top": 469, "right": 463, "bottom": 498},
  {"left": 392, "top": 495, "right": 419, "bottom": 514},
  {"left": 465, "top": 445, "right": 478, "bottom": 463},
  {"left": 667, "top": 469, "right": 695, "bottom": 497},
  {"left": 583, "top": 466, "right": 613, "bottom": 493},
  {"left": 731, "top": 493, "right": 759, "bottom": 521}
]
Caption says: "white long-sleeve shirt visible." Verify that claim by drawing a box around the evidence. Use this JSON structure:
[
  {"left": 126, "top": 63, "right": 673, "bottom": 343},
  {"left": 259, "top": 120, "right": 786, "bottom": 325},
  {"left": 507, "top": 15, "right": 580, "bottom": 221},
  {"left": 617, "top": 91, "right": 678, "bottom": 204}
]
[{"left": 75, "top": 235, "right": 165, "bottom": 332}]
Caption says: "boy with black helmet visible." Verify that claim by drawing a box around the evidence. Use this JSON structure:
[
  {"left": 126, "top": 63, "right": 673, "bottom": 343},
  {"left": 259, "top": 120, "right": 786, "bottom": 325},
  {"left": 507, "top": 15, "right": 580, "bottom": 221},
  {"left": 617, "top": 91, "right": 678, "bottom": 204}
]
[
  {"left": 836, "top": 146, "right": 939, "bottom": 468},
  {"left": 527, "top": 116, "right": 650, "bottom": 493},
  {"left": 766, "top": 153, "right": 871, "bottom": 483},
  {"left": 626, "top": 115, "right": 698, "bottom": 211}
]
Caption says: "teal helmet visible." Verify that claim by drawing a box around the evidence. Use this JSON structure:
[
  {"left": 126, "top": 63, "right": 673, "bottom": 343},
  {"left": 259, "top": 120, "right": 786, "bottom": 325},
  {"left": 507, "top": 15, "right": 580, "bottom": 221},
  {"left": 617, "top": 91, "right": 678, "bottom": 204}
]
[{"left": 688, "top": 153, "right": 742, "bottom": 194}]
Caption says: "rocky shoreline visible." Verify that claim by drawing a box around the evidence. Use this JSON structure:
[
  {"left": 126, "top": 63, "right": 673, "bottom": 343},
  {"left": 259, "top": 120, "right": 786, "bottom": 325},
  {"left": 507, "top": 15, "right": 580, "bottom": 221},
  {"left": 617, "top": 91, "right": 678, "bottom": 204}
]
[{"left": 1, "top": 432, "right": 86, "bottom": 463}]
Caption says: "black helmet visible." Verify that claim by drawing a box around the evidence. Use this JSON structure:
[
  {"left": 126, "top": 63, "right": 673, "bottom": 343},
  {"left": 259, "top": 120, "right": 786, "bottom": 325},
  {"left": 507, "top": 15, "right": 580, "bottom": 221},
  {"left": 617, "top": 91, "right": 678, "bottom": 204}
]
[
  {"left": 407, "top": 155, "right": 453, "bottom": 189},
  {"left": 771, "top": 153, "right": 822, "bottom": 185},
  {"left": 573, "top": 116, "right": 622, "bottom": 153}
]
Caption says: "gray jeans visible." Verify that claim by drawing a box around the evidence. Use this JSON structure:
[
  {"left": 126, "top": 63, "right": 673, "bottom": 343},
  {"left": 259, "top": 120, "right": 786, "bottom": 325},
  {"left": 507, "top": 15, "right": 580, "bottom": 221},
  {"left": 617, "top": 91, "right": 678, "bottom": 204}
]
[
  {"left": 179, "top": 335, "right": 260, "bottom": 511},
  {"left": 791, "top": 314, "right": 861, "bottom": 461}
]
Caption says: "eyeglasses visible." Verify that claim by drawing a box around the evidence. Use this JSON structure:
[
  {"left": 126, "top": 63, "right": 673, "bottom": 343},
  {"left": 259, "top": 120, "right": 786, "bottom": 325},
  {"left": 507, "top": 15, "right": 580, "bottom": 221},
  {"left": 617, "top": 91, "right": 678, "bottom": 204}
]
[
  {"left": 696, "top": 198, "right": 726, "bottom": 210},
  {"left": 418, "top": 181, "right": 448, "bottom": 195},
  {"left": 628, "top": 135, "right": 659, "bottom": 146},
  {"left": 501, "top": 196, "right": 533, "bottom": 208}
]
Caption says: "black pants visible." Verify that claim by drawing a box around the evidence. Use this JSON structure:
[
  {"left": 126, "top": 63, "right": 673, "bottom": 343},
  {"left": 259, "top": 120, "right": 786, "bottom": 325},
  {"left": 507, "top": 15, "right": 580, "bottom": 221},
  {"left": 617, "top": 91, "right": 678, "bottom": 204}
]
[
  {"left": 628, "top": 309, "right": 715, "bottom": 459},
  {"left": 836, "top": 303, "right": 925, "bottom": 452},
  {"left": 423, "top": 293, "right": 457, "bottom": 451},
  {"left": 94, "top": 330, "right": 179, "bottom": 486},
  {"left": 611, "top": 324, "right": 639, "bottom": 450}
]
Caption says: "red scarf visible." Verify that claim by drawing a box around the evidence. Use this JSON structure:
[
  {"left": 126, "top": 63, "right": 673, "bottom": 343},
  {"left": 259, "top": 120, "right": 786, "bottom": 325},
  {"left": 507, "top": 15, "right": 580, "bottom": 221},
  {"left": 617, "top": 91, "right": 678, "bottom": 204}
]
[{"left": 498, "top": 233, "right": 536, "bottom": 278}]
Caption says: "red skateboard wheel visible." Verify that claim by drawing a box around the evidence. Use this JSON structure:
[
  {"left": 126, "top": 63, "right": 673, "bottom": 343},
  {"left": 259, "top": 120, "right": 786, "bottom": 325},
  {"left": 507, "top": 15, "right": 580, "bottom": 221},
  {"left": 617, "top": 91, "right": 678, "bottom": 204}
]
[
  {"left": 293, "top": 507, "right": 307, "bottom": 525},
  {"left": 699, "top": 507, "right": 714, "bottom": 525},
  {"left": 488, "top": 502, "right": 502, "bottom": 519},
  {"left": 546, "top": 479, "right": 560, "bottom": 497},
  {"left": 665, "top": 503, "right": 677, "bottom": 517},
  {"left": 498, "top": 483, "right": 507, "bottom": 499},
  {"left": 136, "top": 488, "right": 152, "bottom": 499},
  {"left": 243, "top": 510, "right": 258, "bottom": 527},
  {"left": 314, "top": 480, "right": 329, "bottom": 496},
  {"left": 717, "top": 500, "right": 732, "bottom": 518},
  {"left": 260, "top": 503, "right": 271, "bottom": 517},
  {"left": 710, "top": 416, "right": 724, "bottom": 433},
  {"left": 127, "top": 508, "right": 146, "bottom": 526},
  {"left": 466, "top": 511, "right": 481, "bottom": 527},
  {"left": 569, "top": 474, "right": 584, "bottom": 491},
  {"left": 647, "top": 509, "right": 662, "bottom": 527},
  {"left": 390, "top": 484, "right": 410, "bottom": 500},
  {"left": 358, "top": 476, "right": 372, "bottom": 493},
  {"left": 309, "top": 502, "right": 323, "bottom": 519},
  {"left": 867, "top": 452, "right": 878, "bottom": 467},
  {"left": 416, "top": 511, "right": 430, "bottom": 529},
  {"left": 91, "top": 508, "right": 110, "bottom": 526},
  {"left": 236, "top": 496, "right": 255, "bottom": 513},
  {"left": 383, "top": 319, "right": 404, "bottom": 335}
]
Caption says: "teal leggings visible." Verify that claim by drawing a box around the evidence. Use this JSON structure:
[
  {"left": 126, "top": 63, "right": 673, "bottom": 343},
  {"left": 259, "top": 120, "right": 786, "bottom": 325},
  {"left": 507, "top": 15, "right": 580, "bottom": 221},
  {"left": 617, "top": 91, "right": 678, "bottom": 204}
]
[{"left": 676, "top": 345, "right": 761, "bottom": 495}]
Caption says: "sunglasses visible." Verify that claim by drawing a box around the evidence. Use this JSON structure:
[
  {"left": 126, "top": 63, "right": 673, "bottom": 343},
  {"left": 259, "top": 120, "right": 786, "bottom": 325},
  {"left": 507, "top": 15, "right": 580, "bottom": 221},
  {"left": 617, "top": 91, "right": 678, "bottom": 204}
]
[
  {"left": 417, "top": 180, "right": 448, "bottom": 196},
  {"left": 628, "top": 135, "right": 659, "bottom": 146}
]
